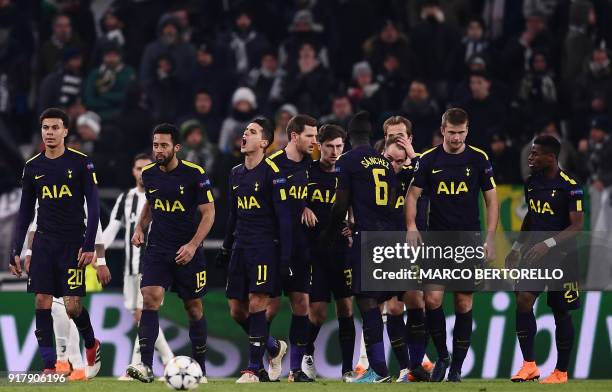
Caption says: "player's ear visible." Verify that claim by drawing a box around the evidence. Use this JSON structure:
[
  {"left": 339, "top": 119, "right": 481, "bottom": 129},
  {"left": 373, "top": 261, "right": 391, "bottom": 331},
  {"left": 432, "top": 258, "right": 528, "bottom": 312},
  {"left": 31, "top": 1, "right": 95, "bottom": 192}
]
[
  {"left": 174, "top": 143, "right": 181, "bottom": 152},
  {"left": 261, "top": 139, "right": 269, "bottom": 148}
]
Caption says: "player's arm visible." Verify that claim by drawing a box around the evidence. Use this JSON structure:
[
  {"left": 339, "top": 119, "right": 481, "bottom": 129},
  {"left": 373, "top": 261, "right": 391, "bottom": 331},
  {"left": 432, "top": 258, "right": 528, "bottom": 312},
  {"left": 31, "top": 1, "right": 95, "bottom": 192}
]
[
  {"left": 405, "top": 184, "right": 424, "bottom": 247},
  {"left": 483, "top": 188, "right": 499, "bottom": 262},
  {"left": 176, "top": 202, "right": 215, "bottom": 264},
  {"left": 132, "top": 199, "right": 151, "bottom": 247},
  {"left": 94, "top": 220, "right": 111, "bottom": 285},
  {"left": 176, "top": 171, "right": 215, "bottom": 265},
  {"left": 271, "top": 172, "right": 294, "bottom": 275},
  {"left": 323, "top": 187, "right": 350, "bottom": 242},
  {"left": 80, "top": 159, "right": 101, "bottom": 267},
  {"left": 102, "top": 192, "right": 125, "bottom": 249},
  {"left": 9, "top": 165, "right": 36, "bottom": 276},
  {"left": 217, "top": 178, "right": 237, "bottom": 268}
]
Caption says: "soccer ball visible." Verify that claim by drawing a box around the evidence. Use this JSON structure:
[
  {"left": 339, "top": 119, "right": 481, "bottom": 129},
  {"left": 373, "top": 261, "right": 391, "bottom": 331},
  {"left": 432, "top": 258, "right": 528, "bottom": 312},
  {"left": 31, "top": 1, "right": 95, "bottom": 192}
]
[{"left": 164, "top": 356, "right": 203, "bottom": 390}]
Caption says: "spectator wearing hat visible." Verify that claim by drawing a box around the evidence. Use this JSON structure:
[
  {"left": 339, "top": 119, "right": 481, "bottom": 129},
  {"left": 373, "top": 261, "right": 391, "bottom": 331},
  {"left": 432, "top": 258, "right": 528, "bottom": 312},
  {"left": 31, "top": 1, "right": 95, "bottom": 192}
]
[
  {"left": 266, "top": 103, "right": 298, "bottom": 155},
  {"left": 178, "top": 89, "right": 223, "bottom": 143},
  {"left": 218, "top": 87, "right": 258, "bottom": 154},
  {"left": 38, "top": 46, "right": 83, "bottom": 113},
  {"left": 84, "top": 41, "right": 135, "bottom": 121},
  {"left": 487, "top": 130, "right": 521, "bottom": 184},
  {"left": 347, "top": 60, "right": 385, "bottom": 121},
  {"left": 144, "top": 54, "right": 190, "bottom": 124},
  {"left": 227, "top": 9, "right": 271, "bottom": 76},
  {"left": 278, "top": 9, "right": 329, "bottom": 70},
  {"left": 450, "top": 16, "right": 492, "bottom": 84},
  {"left": 177, "top": 119, "right": 218, "bottom": 175},
  {"left": 280, "top": 42, "right": 333, "bottom": 118},
  {"left": 38, "top": 14, "right": 83, "bottom": 78},
  {"left": 139, "top": 14, "right": 196, "bottom": 86},
  {"left": 76, "top": 111, "right": 102, "bottom": 155}
]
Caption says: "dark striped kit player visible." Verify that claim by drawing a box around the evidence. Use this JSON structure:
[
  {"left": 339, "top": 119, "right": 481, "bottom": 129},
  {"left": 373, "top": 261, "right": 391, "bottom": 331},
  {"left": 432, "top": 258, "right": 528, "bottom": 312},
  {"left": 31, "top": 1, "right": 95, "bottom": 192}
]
[
  {"left": 506, "top": 135, "right": 584, "bottom": 384},
  {"left": 301, "top": 124, "right": 355, "bottom": 382},
  {"left": 127, "top": 123, "right": 215, "bottom": 383},
  {"left": 217, "top": 118, "right": 290, "bottom": 383},
  {"left": 406, "top": 108, "right": 499, "bottom": 382},
  {"left": 323, "top": 111, "right": 397, "bottom": 383},
  {"left": 10, "top": 108, "right": 102, "bottom": 378}
]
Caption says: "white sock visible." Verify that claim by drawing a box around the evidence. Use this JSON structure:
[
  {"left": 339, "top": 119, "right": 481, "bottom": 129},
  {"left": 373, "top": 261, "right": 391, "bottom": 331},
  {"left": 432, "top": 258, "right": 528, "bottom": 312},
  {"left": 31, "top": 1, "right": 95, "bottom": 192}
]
[
  {"left": 356, "top": 331, "right": 369, "bottom": 368},
  {"left": 131, "top": 335, "right": 141, "bottom": 365},
  {"left": 51, "top": 300, "right": 70, "bottom": 361},
  {"left": 155, "top": 327, "right": 174, "bottom": 365},
  {"left": 67, "top": 321, "right": 84, "bottom": 369}
]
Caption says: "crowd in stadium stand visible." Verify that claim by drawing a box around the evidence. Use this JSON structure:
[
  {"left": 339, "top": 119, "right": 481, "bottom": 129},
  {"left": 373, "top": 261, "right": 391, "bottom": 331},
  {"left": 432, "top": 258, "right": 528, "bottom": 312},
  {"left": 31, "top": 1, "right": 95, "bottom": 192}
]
[{"left": 2, "top": 0, "right": 612, "bottom": 247}]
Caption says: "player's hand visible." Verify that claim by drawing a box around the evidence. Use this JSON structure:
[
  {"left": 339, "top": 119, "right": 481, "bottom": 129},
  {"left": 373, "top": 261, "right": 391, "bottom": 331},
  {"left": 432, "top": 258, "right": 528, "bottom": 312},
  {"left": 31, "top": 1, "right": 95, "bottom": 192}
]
[
  {"left": 396, "top": 135, "right": 416, "bottom": 159},
  {"left": 280, "top": 264, "right": 293, "bottom": 282},
  {"left": 25, "top": 254, "right": 31, "bottom": 274},
  {"left": 176, "top": 243, "right": 197, "bottom": 265},
  {"left": 96, "top": 265, "right": 112, "bottom": 285},
  {"left": 215, "top": 248, "right": 231, "bottom": 268},
  {"left": 78, "top": 248, "right": 95, "bottom": 267},
  {"left": 131, "top": 227, "right": 145, "bottom": 247},
  {"left": 505, "top": 250, "right": 520, "bottom": 269},
  {"left": 341, "top": 225, "right": 353, "bottom": 237},
  {"left": 523, "top": 242, "right": 549, "bottom": 264},
  {"left": 406, "top": 229, "right": 422, "bottom": 248},
  {"left": 9, "top": 255, "right": 22, "bottom": 277},
  {"left": 301, "top": 207, "right": 318, "bottom": 228}
]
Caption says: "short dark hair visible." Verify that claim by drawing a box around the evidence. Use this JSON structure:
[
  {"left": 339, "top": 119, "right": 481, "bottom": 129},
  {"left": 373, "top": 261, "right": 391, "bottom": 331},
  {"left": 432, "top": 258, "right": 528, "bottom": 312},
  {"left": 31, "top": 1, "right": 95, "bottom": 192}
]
[
  {"left": 251, "top": 116, "right": 274, "bottom": 144},
  {"left": 533, "top": 135, "right": 561, "bottom": 158},
  {"left": 286, "top": 114, "right": 317, "bottom": 138},
  {"left": 318, "top": 124, "right": 346, "bottom": 144},
  {"left": 152, "top": 123, "right": 180, "bottom": 144},
  {"left": 441, "top": 107, "right": 469, "bottom": 129},
  {"left": 40, "top": 107, "right": 70, "bottom": 128},
  {"left": 133, "top": 152, "right": 152, "bottom": 164}
]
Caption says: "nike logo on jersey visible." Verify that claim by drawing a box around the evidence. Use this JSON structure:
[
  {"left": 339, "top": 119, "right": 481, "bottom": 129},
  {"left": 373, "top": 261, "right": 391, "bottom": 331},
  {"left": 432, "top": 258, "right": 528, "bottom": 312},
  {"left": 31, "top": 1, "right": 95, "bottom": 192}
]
[
  {"left": 432, "top": 169, "right": 443, "bottom": 174},
  {"left": 35, "top": 175, "right": 45, "bottom": 179},
  {"left": 148, "top": 189, "right": 158, "bottom": 194},
  {"left": 232, "top": 185, "right": 239, "bottom": 190},
  {"left": 256, "top": 280, "right": 266, "bottom": 286}
]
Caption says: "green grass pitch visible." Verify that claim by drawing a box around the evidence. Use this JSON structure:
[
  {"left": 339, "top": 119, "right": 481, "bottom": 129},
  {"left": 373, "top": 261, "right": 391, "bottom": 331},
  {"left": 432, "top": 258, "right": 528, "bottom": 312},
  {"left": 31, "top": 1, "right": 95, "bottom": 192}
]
[{"left": 3, "top": 378, "right": 612, "bottom": 392}]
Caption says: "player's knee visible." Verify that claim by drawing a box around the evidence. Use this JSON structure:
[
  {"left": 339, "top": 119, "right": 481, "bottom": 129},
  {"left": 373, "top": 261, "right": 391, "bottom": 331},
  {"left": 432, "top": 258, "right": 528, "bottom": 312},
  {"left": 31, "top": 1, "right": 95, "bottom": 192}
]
[
  {"left": 290, "top": 294, "right": 309, "bottom": 315},
  {"left": 424, "top": 295, "right": 442, "bottom": 310},
  {"left": 229, "top": 305, "right": 248, "bottom": 322},
  {"left": 65, "top": 302, "right": 82, "bottom": 319},
  {"left": 516, "top": 293, "right": 535, "bottom": 312},
  {"left": 184, "top": 300, "right": 203, "bottom": 321},
  {"left": 336, "top": 301, "right": 353, "bottom": 318},
  {"left": 309, "top": 305, "right": 327, "bottom": 325},
  {"left": 454, "top": 296, "right": 472, "bottom": 313},
  {"left": 35, "top": 294, "right": 53, "bottom": 309}
]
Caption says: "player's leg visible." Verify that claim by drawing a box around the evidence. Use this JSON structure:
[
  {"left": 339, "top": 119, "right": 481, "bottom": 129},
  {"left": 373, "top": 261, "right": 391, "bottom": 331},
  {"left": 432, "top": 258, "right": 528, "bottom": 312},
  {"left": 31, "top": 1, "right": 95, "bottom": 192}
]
[
  {"left": 402, "top": 290, "right": 431, "bottom": 381},
  {"left": 182, "top": 297, "right": 208, "bottom": 376},
  {"left": 303, "top": 301, "right": 327, "bottom": 379},
  {"left": 335, "top": 296, "right": 355, "bottom": 380},
  {"left": 424, "top": 288, "right": 450, "bottom": 382},
  {"left": 66, "top": 320, "right": 86, "bottom": 380},
  {"left": 287, "top": 291, "right": 312, "bottom": 381},
  {"left": 63, "top": 295, "right": 101, "bottom": 379},
  {"left": 35, "top": 294, "right": 56, "bottom": 372},
  {"left": 120, "top": 273, "right": 141, "bottom": 379},
  {"left": 352, "top": 294, "right": 390, "bottom": 382},
  {"left": 447, "top": 291, "right": 473, "bottom": 381},
  {"left": 237, "top": 292, "right": 270, "bottom": 383},
  {"left": 385, "top": 296, "right": 410, "bottom": 380},
  {"left": 51, "top": 297, "right": 71, "bottom": 374},
  {"left": 512, "top": 291, "right": 540, "bottom": 381},
  {"left": 129, "top": 285, "right": 164, "bottom": 382},
  {"left": 540, "top": 290, "right": 578, "bottom": 384}
]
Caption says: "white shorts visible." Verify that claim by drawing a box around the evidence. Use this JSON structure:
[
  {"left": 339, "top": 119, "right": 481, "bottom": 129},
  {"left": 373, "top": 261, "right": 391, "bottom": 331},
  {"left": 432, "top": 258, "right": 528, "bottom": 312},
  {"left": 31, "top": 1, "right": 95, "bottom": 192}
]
[{"left": 123, "top": 274, "right": 143, "bottom": 311}]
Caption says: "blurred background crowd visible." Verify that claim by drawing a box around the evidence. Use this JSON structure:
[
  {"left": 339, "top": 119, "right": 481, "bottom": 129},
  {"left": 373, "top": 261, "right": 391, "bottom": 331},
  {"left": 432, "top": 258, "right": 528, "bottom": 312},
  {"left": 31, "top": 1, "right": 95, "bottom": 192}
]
[{"left": 2, "top": 0, "right": 612, "bottom": 277}]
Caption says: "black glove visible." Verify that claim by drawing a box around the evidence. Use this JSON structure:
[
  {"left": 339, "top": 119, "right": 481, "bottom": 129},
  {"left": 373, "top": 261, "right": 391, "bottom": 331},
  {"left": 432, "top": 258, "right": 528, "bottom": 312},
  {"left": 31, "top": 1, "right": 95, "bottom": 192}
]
[
  {"left": 215, "top": 248, "right": 231, "bottom": 268},
  {"left": 280, "top": 264, "right": 293, "bottom": 281}
]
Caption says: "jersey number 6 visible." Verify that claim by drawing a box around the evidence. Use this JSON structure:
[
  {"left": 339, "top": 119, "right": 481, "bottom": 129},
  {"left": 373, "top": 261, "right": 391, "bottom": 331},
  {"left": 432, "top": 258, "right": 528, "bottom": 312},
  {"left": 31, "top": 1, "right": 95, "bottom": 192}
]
[{"left": 372, "top": 168, "right": 388, "bottom": 205}]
